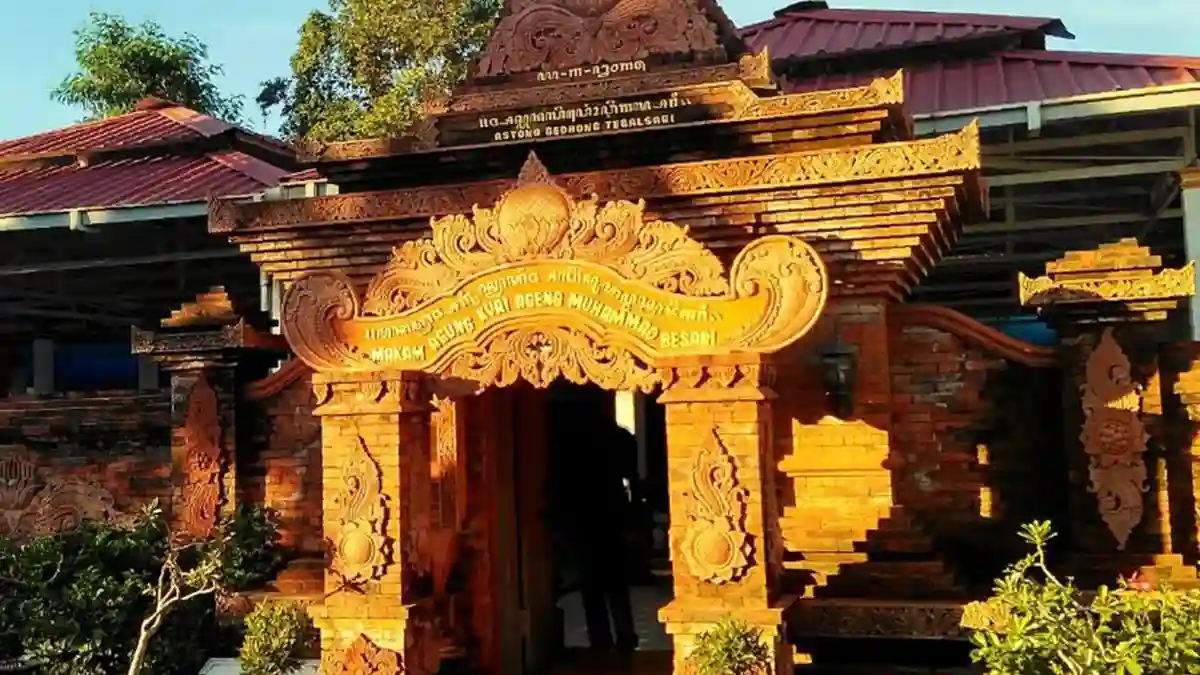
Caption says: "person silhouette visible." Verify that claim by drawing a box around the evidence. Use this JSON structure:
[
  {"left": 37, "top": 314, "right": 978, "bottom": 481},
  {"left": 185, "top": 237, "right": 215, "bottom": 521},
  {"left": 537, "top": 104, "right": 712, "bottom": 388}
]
[{"left": 552, "top": 403, "right": 640, "bottom": 652}]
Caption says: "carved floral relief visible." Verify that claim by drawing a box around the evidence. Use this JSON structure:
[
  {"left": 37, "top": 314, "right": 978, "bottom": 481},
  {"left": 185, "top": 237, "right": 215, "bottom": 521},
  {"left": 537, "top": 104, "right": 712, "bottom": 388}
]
[
  {"left": 475, "top": 0, "right": 723, "bottom": 80},
  {"left": 180, "top": 375, "right": 223, "bottom": 538},
  {"left": 1079, "top": 328, "right": 1148, "bottom": 550},
  {"left": 678, "top": 427, "right": 751, "bottom": 584},
  {"left": 323, "top": 633, "right": 402, "bottom": 675},
  {"left": 332, "top": 436, "right": 389, "bottom": 584},
  {"left": 282, "top": 152, "right": 829, "bottom": 391},
  {"left": 0, "top": 452, "right": 119, "bottom": 538}
]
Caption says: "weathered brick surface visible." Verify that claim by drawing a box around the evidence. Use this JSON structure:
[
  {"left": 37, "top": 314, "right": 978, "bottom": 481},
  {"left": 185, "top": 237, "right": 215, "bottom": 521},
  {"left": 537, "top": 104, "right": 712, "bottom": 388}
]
[
  {"left": 243, "top": 372, "right": 323, "bottom": 555},
  {"left": 0, "top": 390, "right": 172, "bottom": 516}
]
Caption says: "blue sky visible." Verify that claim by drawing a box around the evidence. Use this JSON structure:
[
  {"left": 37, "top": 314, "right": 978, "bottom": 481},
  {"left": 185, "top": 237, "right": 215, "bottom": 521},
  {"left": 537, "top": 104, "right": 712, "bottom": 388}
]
[{"left": 0, "top": 0, "right": 1196, "bottom": 140}]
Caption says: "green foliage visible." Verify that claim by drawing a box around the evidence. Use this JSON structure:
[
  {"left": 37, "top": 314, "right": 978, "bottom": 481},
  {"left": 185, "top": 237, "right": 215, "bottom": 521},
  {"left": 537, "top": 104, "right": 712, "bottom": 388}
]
[
  {"left": 214, "top": 504, "right": 288, "bottom": 592},
  {"left": 258, "top": 0, "right": 501, "bottom": 142},
  {"left": 962, "top": 521, "right": 1200, "bottom": 675},
  {"left": 238, "top": 600, "right": 312, "bottom": 675},
  {"left": 689, "top": 618, "right": 772, "bottom": 675},
  {"left": 53, "top": 12, "right": 242, "bottom": 121},
  {"left": 0, "top": 501, "right": 284, "bottom": 675}
]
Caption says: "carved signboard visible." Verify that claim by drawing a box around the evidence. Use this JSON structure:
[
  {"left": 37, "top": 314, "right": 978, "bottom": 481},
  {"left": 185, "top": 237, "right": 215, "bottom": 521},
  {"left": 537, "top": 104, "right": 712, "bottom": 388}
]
[{"left": 282, "top": 153, "right": 828, "bottom": 389}]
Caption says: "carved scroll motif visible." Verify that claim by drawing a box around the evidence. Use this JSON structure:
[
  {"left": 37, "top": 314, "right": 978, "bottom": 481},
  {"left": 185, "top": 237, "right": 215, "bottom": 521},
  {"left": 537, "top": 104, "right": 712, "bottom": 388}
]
[
  {"left": 1079, "top": 328, "right": 1148, "bottom": 550},
  {"left": 332, "top": 437, "right": 389, "bottom": 584},
  {"left": 475, "top": 0, "right": 722, "bottom": 80},
  {"left": 678, "top": 427, "right": 751, "bottom": 583},
  {"left": 1, "top": 452, "right": 119, "bottom": 537},
  {"left": 323, "top": 634, "right": 402, "bottom": 675},
  {"left": 181, "top": 375, "right": 222, "bottom": 538},
  {"left": 281, "top": 152, "right": 829, "bottom": 389}
]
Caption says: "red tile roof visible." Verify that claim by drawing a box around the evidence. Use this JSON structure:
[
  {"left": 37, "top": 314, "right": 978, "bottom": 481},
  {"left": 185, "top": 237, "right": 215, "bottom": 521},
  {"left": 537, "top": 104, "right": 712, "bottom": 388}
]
[
  {"left": 0, "top": 99, "right": 296, "bottom": 217},
  {"left": 780, "top": 50, "right": 1200, "bottom": 114},
  {"left": 741, "top": 2, "right": 1072, "bottom": 63}
]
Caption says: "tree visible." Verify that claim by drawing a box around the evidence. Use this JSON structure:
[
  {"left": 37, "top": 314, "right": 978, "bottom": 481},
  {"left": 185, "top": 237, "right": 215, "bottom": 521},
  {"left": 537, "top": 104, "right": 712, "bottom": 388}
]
[
  {"left": 258, "top": 0, "right": 502, "bottom": 143},
  {"left": 53, "top": 12, "right": 243, "bottom": 122}
]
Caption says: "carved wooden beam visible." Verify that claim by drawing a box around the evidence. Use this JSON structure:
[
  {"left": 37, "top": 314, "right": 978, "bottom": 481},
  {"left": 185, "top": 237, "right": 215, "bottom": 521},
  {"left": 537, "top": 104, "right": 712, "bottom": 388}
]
[{"left": 213, "top": 122, "right": 980, "bottom": 235}]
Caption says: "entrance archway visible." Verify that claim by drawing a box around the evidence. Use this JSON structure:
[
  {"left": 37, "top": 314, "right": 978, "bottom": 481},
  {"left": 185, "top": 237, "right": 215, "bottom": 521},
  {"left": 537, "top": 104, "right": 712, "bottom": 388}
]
[{"left": 281, "top": 153, "right": 828, "bottom": 675}]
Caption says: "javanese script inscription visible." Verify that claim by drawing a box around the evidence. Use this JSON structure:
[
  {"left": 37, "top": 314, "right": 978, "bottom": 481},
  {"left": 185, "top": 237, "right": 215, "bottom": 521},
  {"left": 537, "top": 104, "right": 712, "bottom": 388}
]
[
  {"left": 349, "top": 261, "right": 737, "bottom": 367},
  {"left": 536, "top": 59, "right": 647, "bottom": 82},
  {"left": 474, "top": 94, "right": 693, "bottom": 142}
]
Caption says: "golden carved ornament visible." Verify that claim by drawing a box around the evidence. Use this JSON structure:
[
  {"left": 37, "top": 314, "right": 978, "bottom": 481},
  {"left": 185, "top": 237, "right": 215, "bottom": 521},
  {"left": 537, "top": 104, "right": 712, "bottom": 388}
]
[
  {"left": 281, "top": 152, "right": 828, "bottom": 391},
  {"left": 475, "top": 0, "right": 722, "bottom": 80},
  {"left": 1079, "top": 328, "right": 1148, "bottom": 550},
  {"left": 678, "top": 427, "right": 751, "bottom": 584},
  {"left": 332, "top": 436, "right": 389, "bottom": 584},
  {"left": 181, "top": 375, "right": 222, "bottom": 538},
  {"left": 1019, "top": 263, "right": 1196, "bottom": 307},
  {"left": 364, "top": 152, "right": 729, "bottom": 312},
  {"left": 323, "top": 634, "right": 402, "bottom": 675}
]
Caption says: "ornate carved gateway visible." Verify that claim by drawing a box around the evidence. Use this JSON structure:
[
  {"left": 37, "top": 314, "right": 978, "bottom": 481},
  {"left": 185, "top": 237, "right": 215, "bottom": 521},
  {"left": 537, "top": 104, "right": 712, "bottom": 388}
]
[
  {"left": 282, "top": 153, "right": 828, "bottom": 387},
  {"left": 210, "top": 0, "right": 986, "bottom": 672}
]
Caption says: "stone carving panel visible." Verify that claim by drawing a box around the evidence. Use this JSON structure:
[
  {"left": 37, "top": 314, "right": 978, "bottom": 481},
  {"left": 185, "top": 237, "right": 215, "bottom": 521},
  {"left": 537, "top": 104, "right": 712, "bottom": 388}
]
[
  {"left": 323, "top": 633, "right": 402, "bottom": 675},
  {"left": 0, "top": 452, "right": 119, "bottom": 538},
  {"left": 475, "top": 0, "right": 723, "bottom": 80},
  {"left": 181, "top": 375, "right": 222, "bottom": 538},
  {"left": 282, "top": 152, "right": 828, "bottom": 391},
  {"left": 1079, "top": 328, "right": 1148, "bottom": 550},
  {"left": 678, "top": 427, "right": 751, "bottom": 584},
  {"left": 332, "top": 436, "right": 389, "bottom": 584}
]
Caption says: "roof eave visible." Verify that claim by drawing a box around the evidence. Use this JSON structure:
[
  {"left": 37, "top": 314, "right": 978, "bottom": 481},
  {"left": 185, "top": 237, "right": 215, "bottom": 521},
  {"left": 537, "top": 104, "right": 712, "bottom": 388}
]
[{"left": 914, "top": 81, "right": 1200, "bottom": 135}]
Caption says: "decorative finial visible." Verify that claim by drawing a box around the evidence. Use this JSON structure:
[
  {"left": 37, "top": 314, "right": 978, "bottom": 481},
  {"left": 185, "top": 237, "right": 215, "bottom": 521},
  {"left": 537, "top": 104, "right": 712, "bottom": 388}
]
[{"left": 517, "top": 152, "right": 557, "bottom": 187}]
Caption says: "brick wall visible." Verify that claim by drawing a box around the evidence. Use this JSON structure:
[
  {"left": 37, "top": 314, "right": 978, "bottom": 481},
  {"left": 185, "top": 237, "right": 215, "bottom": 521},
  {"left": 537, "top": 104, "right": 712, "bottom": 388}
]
[
  {"left": 241, "top": 371, "right": 323, "bottom": 555},
  {"left": 0, "top": 390, "right": 171, "bottom": 535},
  {"left": 774, "top": 301, "right": 1063, "bottom": 598},
  {"left": 888, "top": 321, "right": 1063, "bottom": 585}
]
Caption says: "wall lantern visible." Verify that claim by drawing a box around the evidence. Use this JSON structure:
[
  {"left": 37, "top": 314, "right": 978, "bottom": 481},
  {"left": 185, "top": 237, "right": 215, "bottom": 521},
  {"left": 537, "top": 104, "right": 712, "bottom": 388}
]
[{"left": 819, "top": 337, "right": 858, "bottom": 418}]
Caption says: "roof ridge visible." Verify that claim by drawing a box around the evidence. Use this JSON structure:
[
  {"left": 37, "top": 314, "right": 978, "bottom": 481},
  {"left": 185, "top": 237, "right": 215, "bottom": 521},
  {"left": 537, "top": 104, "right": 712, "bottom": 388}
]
[
  {"left": 739, "top": 5, "right": 1072, "bottom": 40},
  {"left": 205, "top": 149, "right": 289, "bottom": 187},
  {"left": 156, "top": 105, "right": 235, "bottom": 138}
]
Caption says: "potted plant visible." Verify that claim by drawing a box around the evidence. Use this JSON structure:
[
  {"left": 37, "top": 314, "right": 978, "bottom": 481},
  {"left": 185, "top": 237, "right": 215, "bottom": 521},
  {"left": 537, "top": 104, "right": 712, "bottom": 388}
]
[
  {"left": 688, "top": 618, "right": 771, "bottom": 675},
  {"left": 238, "top": 600, "right": 312, "bottom": 675}
]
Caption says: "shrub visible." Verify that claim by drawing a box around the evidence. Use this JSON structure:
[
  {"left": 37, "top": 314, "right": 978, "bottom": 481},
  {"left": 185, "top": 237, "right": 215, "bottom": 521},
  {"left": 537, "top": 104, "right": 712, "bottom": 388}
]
[
  {"left": 210, "top": 504, "right": 287, "bottom": 591},
  {"left": 238, "top": 600, "right": 311, "bottom": 675},
  {"left": 688, "top": 618, "right": 771, "bottom": 675},
  {"left": 0, "top": 500, "right": 285, "bottom": 675},
  {"left": 962, "top": 520, "right": 1200, "bottom": 675}
]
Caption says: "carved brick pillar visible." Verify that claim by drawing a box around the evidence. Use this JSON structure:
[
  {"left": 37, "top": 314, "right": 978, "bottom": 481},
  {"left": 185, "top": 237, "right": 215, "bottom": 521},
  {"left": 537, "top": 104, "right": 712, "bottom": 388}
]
[
  {"left": 1020, "top": 239, "right": 1196, "bottom": 584},
  {"left": 131, "top": 288, "right": 284, "bottom": 537},
  {"left": 656, "top": 354, "right": 793, "bottom": 675},
  {"left": 309, "top": 371, "right": 446, "bottom": 675}
]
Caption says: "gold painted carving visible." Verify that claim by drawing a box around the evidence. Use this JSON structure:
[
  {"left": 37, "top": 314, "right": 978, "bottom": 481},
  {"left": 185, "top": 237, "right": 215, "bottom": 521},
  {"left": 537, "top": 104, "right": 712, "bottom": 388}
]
[
  {"left": 1079, "top": 328, "right": 1148, "bottom": 550},
  {"left": 281, "top": 153, "right": 828, "bottom": 389},
  {"left": 226, "top": 123, "right": 977, "bottom": 233},
  {"left": 323, "top": 633, "right": 402, "bottom": 675},
  {"left": 181, "top": 375, "right": 222, "bottom": 538},
  {"left": 679, "top": 427, "right": 751, "bottom": 584},
  {"left": 1019, "top": 263, "right": 1196, "bottom": 306},
  {"left": 332, "top": 436, "right": 389, "bottom": 584},
  {"left": 364, "top": 152, "right": 728, "bottom": 310},
  {"left": 0, "top": 452, "right": 119, "bottom": 537},
  {"left": 475, "top": 0, "right": 722, "bottom": 80},
  {"left": 161, "top": 288, "right": 239, "bottom": 327}
]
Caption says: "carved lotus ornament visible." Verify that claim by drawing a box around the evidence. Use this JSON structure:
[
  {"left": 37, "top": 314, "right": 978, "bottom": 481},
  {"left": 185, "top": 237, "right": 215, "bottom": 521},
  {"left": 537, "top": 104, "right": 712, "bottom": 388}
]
[
  {"left": 332, "top": 438, "right": 389, "bottom": 583},
  {"left": 679, "top": 428, "right": 751, "bottom": 584}
]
